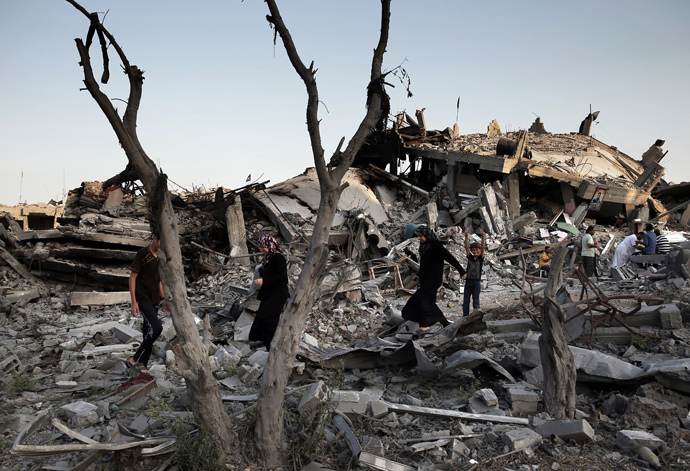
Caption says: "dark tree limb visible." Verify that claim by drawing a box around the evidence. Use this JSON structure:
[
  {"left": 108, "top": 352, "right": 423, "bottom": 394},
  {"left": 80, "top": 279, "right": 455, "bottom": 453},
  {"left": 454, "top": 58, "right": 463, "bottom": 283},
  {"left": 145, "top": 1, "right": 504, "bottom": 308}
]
[
  {"left": 256, "top": 1, "right": 392, "bottom": 467},
  {"left": 538, "top": 245, "right": 576, "bottom": 419}
]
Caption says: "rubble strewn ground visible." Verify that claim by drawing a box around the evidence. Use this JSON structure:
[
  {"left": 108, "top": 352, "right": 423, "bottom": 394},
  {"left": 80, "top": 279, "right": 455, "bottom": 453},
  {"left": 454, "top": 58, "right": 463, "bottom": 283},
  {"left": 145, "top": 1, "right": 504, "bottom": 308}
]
[{"left": 2, "top": 133, "right": 690, "bottom": 470}]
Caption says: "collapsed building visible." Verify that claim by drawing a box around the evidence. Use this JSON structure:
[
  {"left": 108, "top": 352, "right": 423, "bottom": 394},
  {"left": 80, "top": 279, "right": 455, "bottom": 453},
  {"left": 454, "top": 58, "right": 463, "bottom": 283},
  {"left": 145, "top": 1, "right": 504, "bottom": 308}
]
[{"left": 2, "top": 110, "right": 690, "bottom": 470}]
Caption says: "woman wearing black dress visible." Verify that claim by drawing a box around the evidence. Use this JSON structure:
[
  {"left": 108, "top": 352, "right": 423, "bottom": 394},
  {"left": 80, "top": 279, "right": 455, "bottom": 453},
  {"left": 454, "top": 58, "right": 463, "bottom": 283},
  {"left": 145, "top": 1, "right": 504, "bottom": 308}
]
[
  {"left": 402, "top": 225, "right": 466, "bottom": 334},
  {"left": 248, "top": 234, "right": 290, "bottom": 351}
]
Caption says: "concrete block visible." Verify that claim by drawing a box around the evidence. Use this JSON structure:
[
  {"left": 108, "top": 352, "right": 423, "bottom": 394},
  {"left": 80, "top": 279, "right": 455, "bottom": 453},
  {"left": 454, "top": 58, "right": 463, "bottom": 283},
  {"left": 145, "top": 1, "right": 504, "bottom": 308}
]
[
  {"left": 0, "top": 354, "right": 21, "bottom": 383},
  {"left": 219, "top": 376, "right": 242, "bottom": 390},
  {"left": 214, "top": 345, "right": 242, "bottom": 368},
  {"left": 333, "top": 390, "right": 369, "bottom": 417},
  {"left": 616, "top": 429, "right": 664, "bottom": 451},
  {"left": 500, "top": 427, "right": 542, "bottom": 451},
  {"left": 369, "top": 400, "right": 389, "bottom": 419},
  {"left": 487, "top": 318, "right": 538, "bottom": 334},
  {"left": 524, "top": 366, "right": 543, "bottom": 387},
  {"left": 112, "top": 324, "right": 142, "bottom": 343},
  {"left": 536, "top": 419, "right": 595, "bottom": 443},
  {"left": 247, "top": 351, "right": 269, "bottom": 368},
  {"left": 659, "top": 305, "right": 682, "bottom": 329},
  {"left": 504, "top": 384, "right": 539, "bottom": 414},
  {"left": 60, "top": 401, "right": 99, "bottom": 429},
  {"left": 129, "top": 414, "right": 163, "bottom": 435},
  {"left": 475, "top": 388, "right": 498, "bottom": 407},
  {"left": 239, "top": 363, "right": 263, "bottom": 383},
  {"left": 298, "top": 380, "right": 330, "bottom": 412},
  {"left": 467, "top": 397, "right": 499, "bottom": 414}
]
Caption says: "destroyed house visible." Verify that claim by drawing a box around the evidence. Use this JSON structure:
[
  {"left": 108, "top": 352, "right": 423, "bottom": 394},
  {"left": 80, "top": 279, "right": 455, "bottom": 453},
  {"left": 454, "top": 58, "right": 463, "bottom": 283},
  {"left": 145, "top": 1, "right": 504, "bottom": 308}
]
[{"left": 354, "top": 110, "right": 670, "bottom": 225}]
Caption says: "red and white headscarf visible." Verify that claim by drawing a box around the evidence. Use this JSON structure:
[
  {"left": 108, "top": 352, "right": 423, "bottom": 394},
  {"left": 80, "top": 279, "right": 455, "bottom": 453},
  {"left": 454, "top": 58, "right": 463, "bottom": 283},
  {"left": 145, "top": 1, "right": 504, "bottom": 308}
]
[{"left": 258, "top": 234, "right": 283, "bottom": 266}]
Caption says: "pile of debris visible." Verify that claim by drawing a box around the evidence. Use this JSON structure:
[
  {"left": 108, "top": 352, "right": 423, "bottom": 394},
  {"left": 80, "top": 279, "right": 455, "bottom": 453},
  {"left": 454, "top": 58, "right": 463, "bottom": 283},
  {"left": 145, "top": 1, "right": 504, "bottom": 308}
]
[{"left": 2, "top": 112, "right": 690, "bottom": 469}]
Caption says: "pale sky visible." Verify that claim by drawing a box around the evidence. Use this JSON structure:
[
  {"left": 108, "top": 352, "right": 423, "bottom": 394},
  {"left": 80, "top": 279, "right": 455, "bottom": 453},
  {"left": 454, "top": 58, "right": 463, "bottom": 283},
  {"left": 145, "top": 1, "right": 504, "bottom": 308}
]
[{"left": 1, "top": 0, "right": 689, "bottom": 205}]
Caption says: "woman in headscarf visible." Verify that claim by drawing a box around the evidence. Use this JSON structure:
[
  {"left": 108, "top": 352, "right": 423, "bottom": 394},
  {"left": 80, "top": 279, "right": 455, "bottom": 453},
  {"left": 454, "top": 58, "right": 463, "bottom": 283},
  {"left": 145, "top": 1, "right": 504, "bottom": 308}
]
[
  {"left": 402, "top": 225, "right": 466, "bottom": 334},
  {"left": 248, "top": 234, "right": 290, "bottom": 351}
]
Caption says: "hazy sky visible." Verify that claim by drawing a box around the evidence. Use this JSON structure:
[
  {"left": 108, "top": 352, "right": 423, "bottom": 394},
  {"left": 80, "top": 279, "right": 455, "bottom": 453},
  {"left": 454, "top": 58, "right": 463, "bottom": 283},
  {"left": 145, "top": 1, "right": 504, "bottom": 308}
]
[{"left": 1, "top": 0, "right": 689, "bottom": 205}]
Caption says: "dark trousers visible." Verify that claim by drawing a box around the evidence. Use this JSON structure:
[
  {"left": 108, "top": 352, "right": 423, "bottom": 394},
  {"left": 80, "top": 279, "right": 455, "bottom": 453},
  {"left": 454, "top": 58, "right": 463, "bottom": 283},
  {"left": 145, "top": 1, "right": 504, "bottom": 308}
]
[
  {"left": 541, "top": 264, "right": 551, "bottom": 276},
  {"left": 132, "top": 300, "right": 163, "bottom": 367},
  {"left": 463, "top": 279, "right": 481, "bottom": 317},
  {"left": 582, "top": 256, "right": 596, "bottom": 277}
]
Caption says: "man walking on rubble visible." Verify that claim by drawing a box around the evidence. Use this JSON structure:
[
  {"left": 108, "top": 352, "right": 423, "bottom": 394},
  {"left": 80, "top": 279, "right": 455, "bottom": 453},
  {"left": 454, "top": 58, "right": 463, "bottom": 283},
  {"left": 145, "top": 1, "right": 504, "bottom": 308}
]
[
  {"left": 128, "top": 234, "right": 169, "bottom": 375},
  {"left": 581, "top": 225, "right": 600, "bottom": 277}
]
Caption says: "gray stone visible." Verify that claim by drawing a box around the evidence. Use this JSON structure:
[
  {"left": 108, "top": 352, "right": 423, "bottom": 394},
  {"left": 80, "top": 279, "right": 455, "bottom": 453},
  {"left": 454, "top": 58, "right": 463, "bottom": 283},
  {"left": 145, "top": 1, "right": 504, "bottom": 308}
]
[
  {"left": 535, "top": 419, "right": 595, "bottom": 443},
  {"left": 504, "top": 383, "right": 539, "bottom": 414},
  {"left": 112, "top": 324, "right": 142, "bottom": 343},
  {"left": 616, "top": 429, "right": 665, "bottom": 451},
  {"left": 0, "top": 354, "right": 21, "bottom": 383},
  {"left": 219, "top": 376, "right": 243, "bottom": 390},
  {"left": 500, "top": 427, "right": 542, "bottom": 451},
  {"left": 247, "top": 350, "right": 269, "bottom": 368},
  {"left": 129, "top": 414, "right": 163, "bottom": 434},
  {"left": 369, "top": 400, "right": 389, "bottom": 419},
  {"left": 333, "top": 390, "right": 369, "bottom": 417},
  {"left": 298, "top": 381, "right": 330, "bottom": 412},
  {"left": 448, "top": 438, "right": 470, "bottom": 460},
  {"left": 214, "top": 345, "right": 242, "bottom": 368},
  {"left": 60, "top": 401, "right": 99, "bottom": 429},
  {"left": 239, "top": 363, "right": 263, "bottom": 383},
  {"left": 475, "top": 388, "right": 498, "bottom": 406}
]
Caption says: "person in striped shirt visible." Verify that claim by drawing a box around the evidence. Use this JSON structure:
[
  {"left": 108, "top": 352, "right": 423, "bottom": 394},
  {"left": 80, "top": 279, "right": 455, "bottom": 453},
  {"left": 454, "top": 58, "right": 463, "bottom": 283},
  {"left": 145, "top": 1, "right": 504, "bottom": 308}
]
[{"left": 654, "top": 229, "right": 671, "bottom": 254}]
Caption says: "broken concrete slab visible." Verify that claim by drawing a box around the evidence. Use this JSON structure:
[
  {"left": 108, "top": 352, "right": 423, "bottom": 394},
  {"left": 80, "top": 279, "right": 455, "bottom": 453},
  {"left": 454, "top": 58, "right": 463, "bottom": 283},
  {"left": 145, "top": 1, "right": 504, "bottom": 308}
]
[
  {"left": 616, "top": 429, "right": 665, "bottom": 451},
  {"left": 535, "top": 419, "right": 595, "bottom": 443},
  {"left": 500, "top": 427, "right": 542, "bottom": 451}
]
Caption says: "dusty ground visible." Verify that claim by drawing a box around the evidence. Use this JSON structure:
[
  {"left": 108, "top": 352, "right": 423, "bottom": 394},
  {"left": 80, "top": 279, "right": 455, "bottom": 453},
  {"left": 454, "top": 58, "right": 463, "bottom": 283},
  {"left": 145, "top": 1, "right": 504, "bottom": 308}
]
[{"left": 2, "top": 259, "right": 690, "bottom": 470}]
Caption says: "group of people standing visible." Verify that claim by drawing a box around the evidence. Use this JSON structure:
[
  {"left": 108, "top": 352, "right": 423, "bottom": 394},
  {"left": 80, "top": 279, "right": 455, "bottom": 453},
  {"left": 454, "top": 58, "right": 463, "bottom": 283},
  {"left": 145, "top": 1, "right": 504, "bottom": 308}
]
[{"left": 401, "top": 225, "right": 485, "bottom": 335}]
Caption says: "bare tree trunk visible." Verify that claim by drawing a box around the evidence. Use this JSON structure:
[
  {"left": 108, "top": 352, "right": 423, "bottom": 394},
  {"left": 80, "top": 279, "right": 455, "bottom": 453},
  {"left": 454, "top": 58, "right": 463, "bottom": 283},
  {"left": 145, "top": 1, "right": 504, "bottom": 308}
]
[
  {"left": 65, "top": 0, "right": 234, "bottom": 453},
  {"left": 538, "top": 246, "right": 577, "bottom": 419},
  {"left": 255, "top": 0, "right": 392, "bottom": 467}
]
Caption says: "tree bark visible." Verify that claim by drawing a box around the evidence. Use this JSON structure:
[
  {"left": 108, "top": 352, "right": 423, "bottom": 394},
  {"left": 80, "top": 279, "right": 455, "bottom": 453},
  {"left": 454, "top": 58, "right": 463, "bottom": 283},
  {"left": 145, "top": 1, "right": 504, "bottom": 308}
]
[
  {"left": 538, "top": 246, "right": 576, "bottom": 419},
  {"left": 255, "top": 0, "right": 391, "bottom": 467},
  {"left": 65, "top": 0, "right": 234, "bottom": 453}
]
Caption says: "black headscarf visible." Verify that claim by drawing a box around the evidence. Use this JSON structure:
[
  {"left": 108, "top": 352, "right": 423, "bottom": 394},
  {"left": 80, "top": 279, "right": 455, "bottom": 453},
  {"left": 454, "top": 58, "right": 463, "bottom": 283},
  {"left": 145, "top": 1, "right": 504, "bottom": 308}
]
[{"left": 415, "top": 224, "right": 438, "bottom": 256}]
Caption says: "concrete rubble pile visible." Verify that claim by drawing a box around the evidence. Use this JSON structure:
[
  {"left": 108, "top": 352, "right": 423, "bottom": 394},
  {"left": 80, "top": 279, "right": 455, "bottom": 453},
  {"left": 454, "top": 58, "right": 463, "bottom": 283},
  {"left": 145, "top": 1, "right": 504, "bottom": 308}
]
[{"left": 2, "top": 113, "right": 690, "bottom": 470}]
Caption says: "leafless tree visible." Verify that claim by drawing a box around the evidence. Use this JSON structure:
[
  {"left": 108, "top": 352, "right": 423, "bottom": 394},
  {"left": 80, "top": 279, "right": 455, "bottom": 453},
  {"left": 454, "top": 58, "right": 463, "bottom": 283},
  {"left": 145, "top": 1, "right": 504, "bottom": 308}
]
[
  {"left": 65, "top": 0, "right": 234, "bottom": 453},
  {"left": 538, "top": 246, "right": 577, "bottom": 418},
  {"left": 254, "top": 0, "right": 392, "bottom": 466}
]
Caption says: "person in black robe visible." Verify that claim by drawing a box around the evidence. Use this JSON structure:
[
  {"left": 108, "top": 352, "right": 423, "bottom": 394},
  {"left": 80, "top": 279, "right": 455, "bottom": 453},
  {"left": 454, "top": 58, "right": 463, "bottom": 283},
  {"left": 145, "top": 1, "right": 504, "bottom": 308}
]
[
  {"left": 402, "top": 225, "right": 466, "bottom": 334},
  {"left": 248, "top": 234, "right": 290, "bottom": 351}
]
